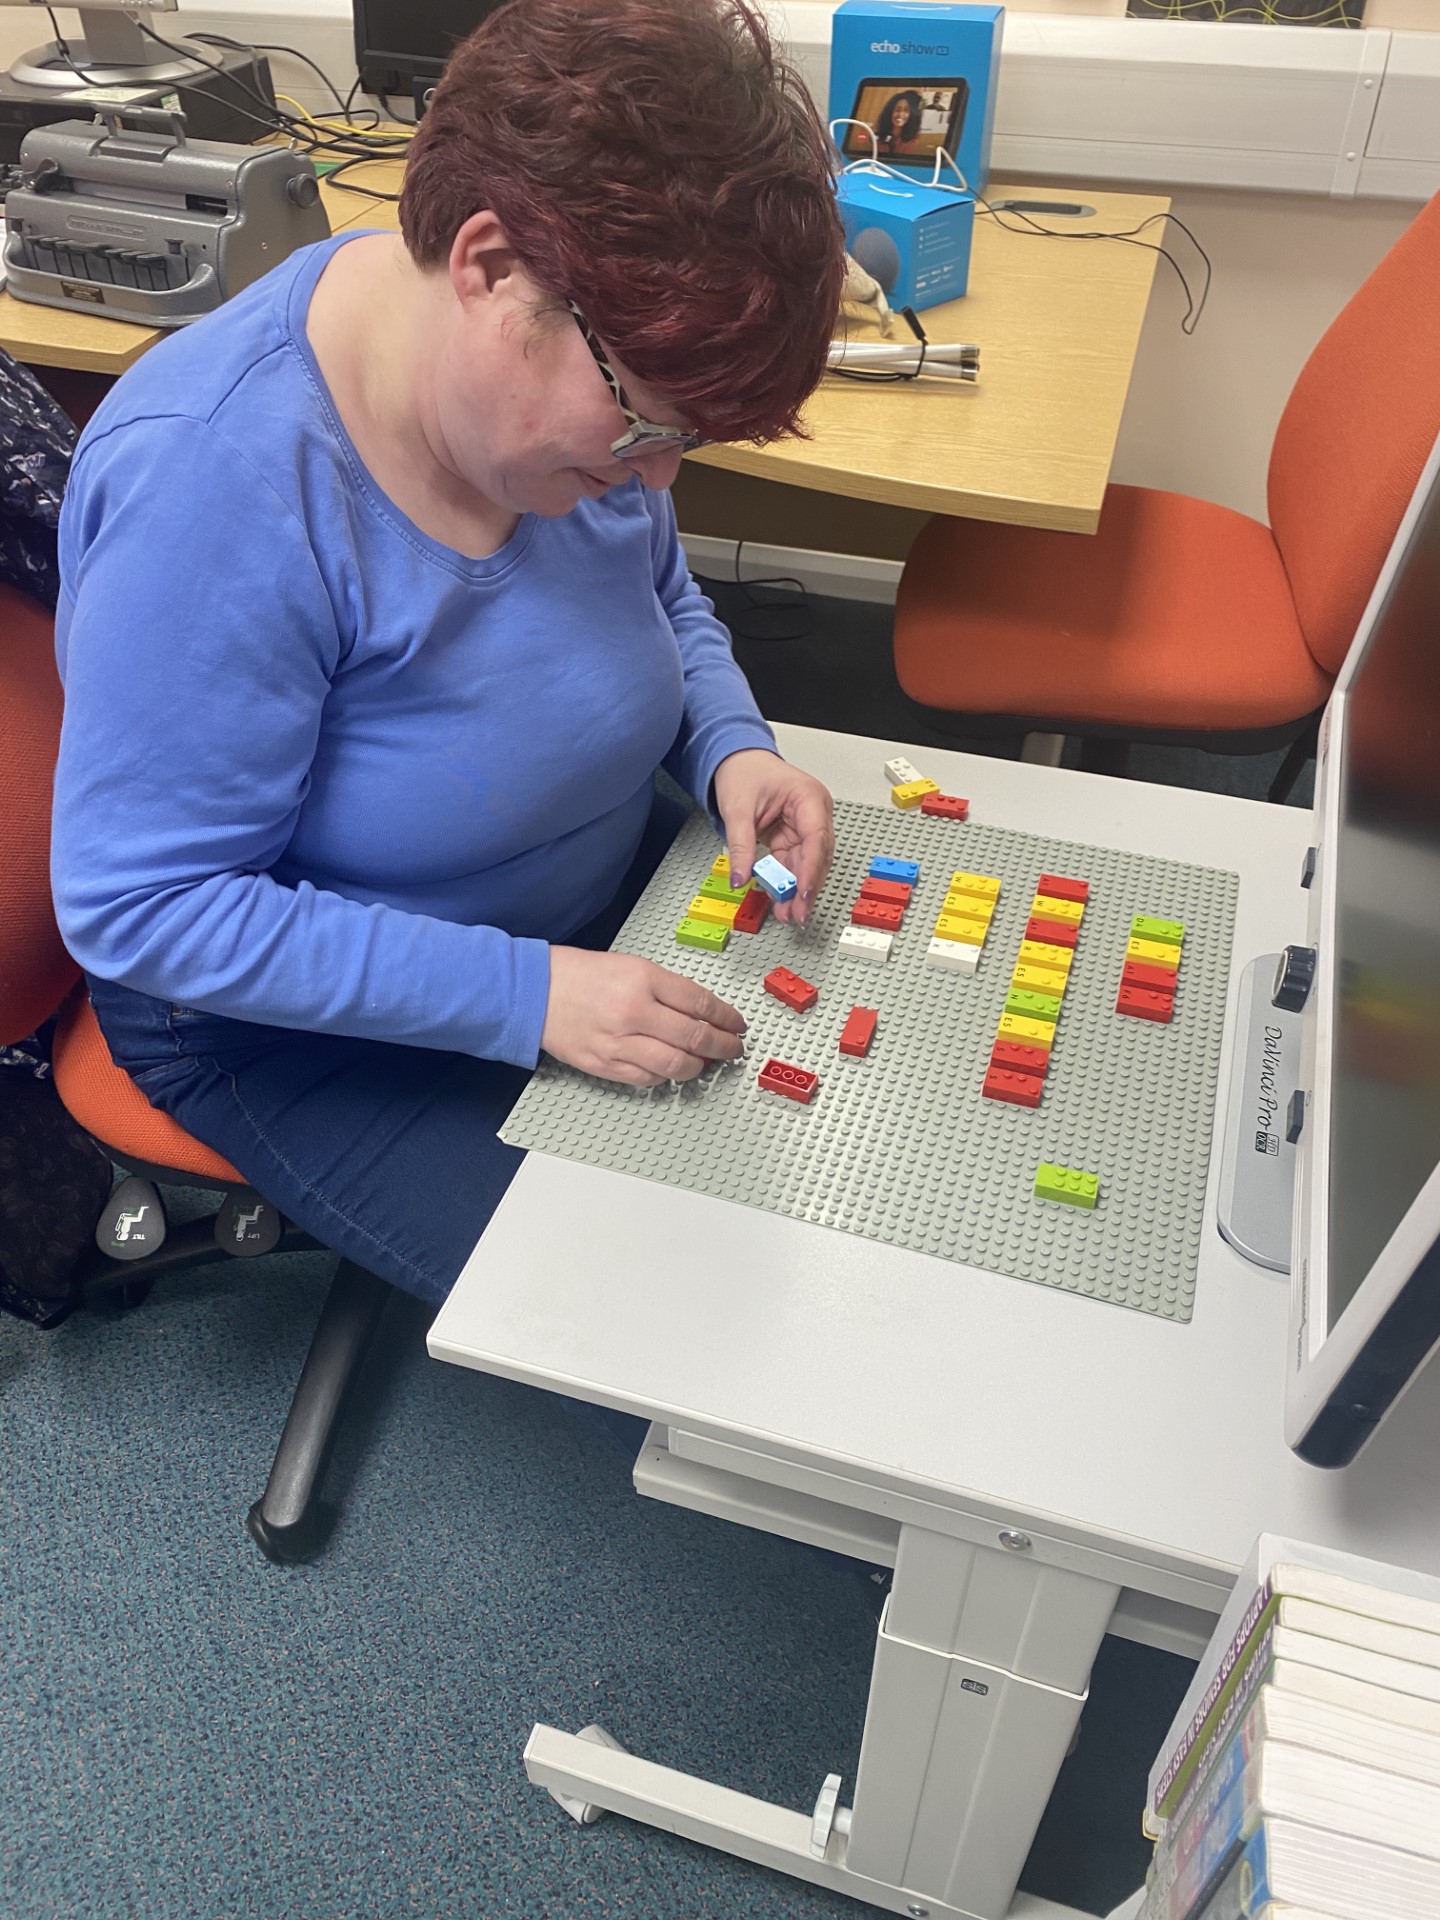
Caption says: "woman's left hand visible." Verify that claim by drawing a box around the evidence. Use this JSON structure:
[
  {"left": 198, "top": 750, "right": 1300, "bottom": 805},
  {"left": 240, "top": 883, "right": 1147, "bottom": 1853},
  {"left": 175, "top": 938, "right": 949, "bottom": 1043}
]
[{"left": 712, "top": 748, "right": 835, "bottom": 926}]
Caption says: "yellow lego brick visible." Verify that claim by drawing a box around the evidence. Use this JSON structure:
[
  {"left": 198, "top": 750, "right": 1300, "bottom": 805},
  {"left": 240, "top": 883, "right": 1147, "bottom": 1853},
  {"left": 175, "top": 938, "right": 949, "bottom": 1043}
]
[
  {"left": 707, "top": 851, "right": 731, "bottom": 879},
  {"left": 1126, "top": 935, "right": 1181, "bottom": 970},
  {"left": 1031, "top": 893, "right": 1084, "bottom": 925},
  {"left": 942, "top": 891, "right": 994, "bottom": 923},
  {"left": 686, "top": 893, "right": 740, "bottom": 927},
  {"left": 933, "top": 911, "right": 988, "bottom": 947},
  {"left": 891, "top": 778, "right": 941, "bottom": 810},
  {"left": 1012, "top": 962, "right": 1068, "bottom": 996},
  {"left": 950, "top": 871, "right": 1001, "bottom": 902},
  {"left": 997, "top": 1012, "right": 1056, "bottom": 1050},
  {"left": 1017, "top": 940, "right": 1073, "bottom": 975}
]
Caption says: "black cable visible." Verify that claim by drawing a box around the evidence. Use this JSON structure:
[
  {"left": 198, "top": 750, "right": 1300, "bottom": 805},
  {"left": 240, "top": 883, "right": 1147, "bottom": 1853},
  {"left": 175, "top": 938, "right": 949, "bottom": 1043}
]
[
  {"left": 377, "top": 89, "right": 418, "bottom": 128},
  {"left": 696, "top": 539, "right": 812, "bottom": 644},
  {"left": 321, "top": 154, "right": 403, "bottom": 202},
  {"left": 189, "top": 33, "right": 352, "bottom": 120},
  {"left": 43, "top": 6, "right": 112, "bottom": 85},
  {"left": 975, "top": 196, "right": 1213, "bottom": 336}
]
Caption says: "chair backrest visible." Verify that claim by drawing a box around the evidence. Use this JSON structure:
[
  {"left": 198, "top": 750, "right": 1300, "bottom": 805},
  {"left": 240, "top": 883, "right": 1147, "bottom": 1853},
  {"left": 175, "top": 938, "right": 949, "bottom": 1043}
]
[
  {"left": 0, "top": 583, "right": 79, "bottom": 1044},
  {"left": 1269, "top": 190, "right": 1440, "bottom": 677}
]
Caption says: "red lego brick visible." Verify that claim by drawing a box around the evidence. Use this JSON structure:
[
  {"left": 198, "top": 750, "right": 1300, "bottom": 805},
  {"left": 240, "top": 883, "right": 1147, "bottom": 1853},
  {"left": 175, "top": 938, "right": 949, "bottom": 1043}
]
[
  {"left": 838, "top": 1006, "right": 878, "bottom": 1058},
  {"left": 982, "top": 1066, "right": 1043, "bottom": 1109},
  {"left": 732, "top": 888, "right": 771, "bottom": 935},
  {"left": 758, "top": 1058, "right": 818, "bottom": 1103},
  {"left": 851, "top": 897, "right": 904, "bottom": 933},
  {"left": 1037, "top": 873, "right": 1090, "bottom": 903},
  {"left": 920, "top": 793, "right": 970, "bottom": 821},
  {"left": 1026, "top": 915, "right": 1079, "bottom": 950},
  {"left": 1116, "top": 983, "right": 1174, "bottom": 1024},
  {"left": 991, "top": 1039, "right": 1049, "bottom": 1079},
  {"left": 1121, "top": 959, "right": 1177, "bottom": 996},
  {"left": 764, "top": 966, "right": 818, "bottom": 1014},
  {"left": 859, "top": 876, "right": 913, "bottom": 907}
]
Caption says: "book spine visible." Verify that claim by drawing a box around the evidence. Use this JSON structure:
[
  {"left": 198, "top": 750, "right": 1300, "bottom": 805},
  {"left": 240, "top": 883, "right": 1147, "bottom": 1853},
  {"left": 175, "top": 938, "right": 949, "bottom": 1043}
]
[
  {"left": 1157, "top": 1595, "right": 1278, "bottom": 1821},
  {"left": 1190, "top": 1825, "right": 1274, "bottom": 1920},
  {"left": 1166, "top": 1632, "right": 1276, "bottom": 1838},
  {"left": 1164, "top": 1710, "right": 1263, "bottom": 1887},
  {"left": 1147, "top": 1766, "right": 1254, "bottom": 1920}
]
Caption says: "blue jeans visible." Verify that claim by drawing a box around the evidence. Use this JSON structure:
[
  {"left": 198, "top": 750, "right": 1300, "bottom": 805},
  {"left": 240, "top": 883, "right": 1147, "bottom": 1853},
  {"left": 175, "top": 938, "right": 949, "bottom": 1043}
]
[{"left": 87, "top": 785, "right": 691, "bottom": 1308}]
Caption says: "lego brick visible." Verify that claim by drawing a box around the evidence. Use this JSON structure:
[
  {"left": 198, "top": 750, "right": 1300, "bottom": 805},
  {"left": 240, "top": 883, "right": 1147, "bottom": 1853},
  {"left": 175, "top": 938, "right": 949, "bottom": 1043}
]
[
  {"left": 997, "top": 1012, "right": 1055, "bottom": 1050},
  {"left": 851, "top": 897, "right": 904, "bottom": 933},
  {"left": 1017, "top": 940, "right": 1074, "bottom": 975},
  {"left": 1034, "top": 1162, "right": 1099, "bottom": 1209},
  {"left": 686, "top": 894, "right": 740, "bottom": 927},
  {"left": 1116, "top": 983, "right": 1175, "bottom": 1024},
  {"left": 920, "top": 793, "right": 969, "bottom": 821},
  {"left": 869, "top": 856, "right": 920, "bottom": 885},
  {"left": 892, "top": 778, "right": 940, "bottom": 810},
  {"left": 1031, "top": 893, "right": 1084, "bottom": 925},
  {"left": 752, "top": 854, "right": 798, "bottom": 904},
  {"left": 707, "top": 851, "right": 732, "bottom": 881},
  {"left": 838, "top": 1006, "right": 878, "bottom": 1057},
  {"left": 758, "top": 1058, "right": 818, "bottom": 1104},
  {"left": 933, "top": 911, "right": 988, "bottom": 947},
  {"left": 1025, "top": 916, "right": 1079, "bottom": 950},
  {"left": 1005, "top": 987, "right": 1064, "bottom": 1023},
  {"left": 1011, "top": 962, "right": 1068, "bottom": 996},
  {"left": 982, "top": 1066, "right": 1043, "bottom": 1109},
  {"left": 949, "top": 870, "right": 1001, "bottom": 902},
  {"left": 942, "top": 890, "right": 994, "bottom": 922},
  {"left": 883, "top": 756, "right": 925, "bottom": 787},
  {"left": 764, "top": 966, "right": 818, "bottom": 1012},
  {"left": 1131, "top": 915, "right": 1184, "bottom": 948},
  {"left": 1126, "top": 936, "right": 1181, "bottom": 971},
  {"left": 838, "top": 925, "right": 893, "bottom": 964},
  {"left": 699, "top": 873, "right": 752, "bottom": 905},
  {"left": 1037, "top": 874, "right": 1090, "bottom": 904},
  {"left": 991, "top": 1039, "right": 1049, "bottom": 1078},
  {"left": 675, "top": 917, "right": 729, "bottom": 953},
  {"left": 1121, "top": 959, "right": 1177, "bottom": 995},
  {"left": 925, "top": 936, "right": 978, "bottom": 974},
  {"left": 731, "top": 888, "right": 772, "bottom": 935},
  {"left": 860, "top": 875, "right": 913, "bottom": 907}
]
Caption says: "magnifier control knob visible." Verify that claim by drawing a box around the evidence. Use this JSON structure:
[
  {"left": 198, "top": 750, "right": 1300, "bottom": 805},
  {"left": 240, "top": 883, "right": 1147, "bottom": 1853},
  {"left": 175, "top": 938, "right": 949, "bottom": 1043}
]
[{"left": 1272, "top": 944, "right": 1317, "bottom": 1013}]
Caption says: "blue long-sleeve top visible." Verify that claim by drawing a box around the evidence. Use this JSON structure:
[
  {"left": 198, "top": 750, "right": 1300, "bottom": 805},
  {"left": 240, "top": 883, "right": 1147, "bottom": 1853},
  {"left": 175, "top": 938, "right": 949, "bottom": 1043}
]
[{"left": 51, "top": 233, "right": 776, "bottom": 1068}]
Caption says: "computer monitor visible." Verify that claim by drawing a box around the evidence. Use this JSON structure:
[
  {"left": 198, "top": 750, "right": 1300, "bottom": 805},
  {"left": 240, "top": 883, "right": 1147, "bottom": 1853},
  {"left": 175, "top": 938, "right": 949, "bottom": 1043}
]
[
  {"left": 352, "top": 0, "right": 506, "bottom": 101},
  {"left": 1287, "top": 428, "right": 1440, "bottom": 1468}
]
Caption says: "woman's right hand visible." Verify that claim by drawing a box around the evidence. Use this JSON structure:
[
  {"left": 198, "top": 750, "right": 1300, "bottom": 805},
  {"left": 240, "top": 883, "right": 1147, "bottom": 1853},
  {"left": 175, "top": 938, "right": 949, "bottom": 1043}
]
[{"left": 541, "top": 947, "right": 747, "bottom": 1086}]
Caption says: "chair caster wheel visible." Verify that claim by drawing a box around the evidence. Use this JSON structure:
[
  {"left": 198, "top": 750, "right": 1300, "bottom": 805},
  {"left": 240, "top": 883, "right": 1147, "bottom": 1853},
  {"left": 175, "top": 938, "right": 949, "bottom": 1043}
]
[{"left": 87, "top": 1274, "right": 156, "bottom": 1314}]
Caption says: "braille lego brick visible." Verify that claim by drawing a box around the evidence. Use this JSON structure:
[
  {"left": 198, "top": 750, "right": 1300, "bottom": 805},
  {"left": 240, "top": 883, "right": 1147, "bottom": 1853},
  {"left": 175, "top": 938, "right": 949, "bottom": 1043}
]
[
  {"left": 731, "top": 888, "right": 771, "bottom": 935},
  {"left": 1126, "top": 936, "right": 1180, "bottom": 970},
  {"left": 1116, "top": 983, "right": 1175, "bottom": 1023},
  {"left": 1017, "top": 940, "right": 1074, "bottom": 975},
  {"left": 699, "top": 873, "right": 752, "bottom": 904},
  {"left": 860, "top": 875, "right": 913, "bottom": 907},
  {"left": 933, "top": 911, "right": 988, "bottom": 947},
  {"left": 926, "top": 937, "right": 978, "bottom": 974},
  {"left": 1037, "top": 874, "right": 1090, "bottom": 904},
  {"left": 1005, "top": 987, "right": 1064, "bottom": 1023},
  {"left": 686, "top": 894, "right": 740, "bottom": 927},
  {"left": 869, "top": 856, "right": 920, "bottom": 885},
  {"left": 707, "top": 851, "right": 732, "bottom": 881},
  {"left": 1121, "top": 959, "right": 1177, "bottom": 995},
  {"left": 838, "top": 925, "right": 892, "bottom": 963},
  {"left": 997, "top": 1012, "right": 1055, "bottom": 1050},
  {"left": 1131, "top": 915, "right": 1184, "bottom": 947},
  {"left": 1031, "top": 893, "right": 1084, "bottom": 925},
  {"left": 764, "top": 966, "right": 817, "bottom": 1013},
  {"left": 1034, "top": 1163, "right": 1099, "bottom": 1209},
  {"left": 757, "top": 1058, "right": 818, "bottom": 1103},
  {"left": 851, "top": 897, "right": 904, "bottom": 933},
  {"left": 949, "top": 871, "right": 1001, "bottom": 902},
  {"left": 991, "top": 1039, "right": 1050, "bottom": 1078},
  {"left": 920, "top": 793, "right": 969, "bottom": 821},
  {"left": 1026, "top": 916, "right": 1079, "bottom": 950},
  {"left": 838, "top": 1006, "right": 878, "bottom": 1057},
  {"left": 883, "top": 756, "right": 924, "bottom": 787},
  {"left": 982, "top": 1066, "right": 1042, "bottom": 1109},
  {"left": 892, "top": 778, "right": 940, "bottom": 810},
  {"left": 1011, "top": 962, "right": 1068, "bottom": 997},
  {"left": 942, "top": 890, "right": 994, "bottom": 922},
  {"left": 675, "top": 917, "right": 728, "bottom": 953},
  {"left": 752, "top": 854, "right": 798, "bottom": 903}
]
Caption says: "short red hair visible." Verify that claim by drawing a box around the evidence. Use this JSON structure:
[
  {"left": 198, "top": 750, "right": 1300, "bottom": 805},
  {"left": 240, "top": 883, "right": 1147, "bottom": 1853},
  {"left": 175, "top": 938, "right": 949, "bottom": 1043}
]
[{"left": 399, "top": 0, "right": 844, "bottom": 444}]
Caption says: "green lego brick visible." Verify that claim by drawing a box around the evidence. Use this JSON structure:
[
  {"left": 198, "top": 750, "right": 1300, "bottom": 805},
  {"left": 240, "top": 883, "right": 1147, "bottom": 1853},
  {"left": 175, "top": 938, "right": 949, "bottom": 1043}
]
[
  {"left": 1131, "top": 915, "right": 1184, "bottom": 947},
  {"left": 699, "top": 874, "right": 752, "bottom": 905},
  {"left": 1005, "top": 987, "right": 1064, "bottom": 1023},
  {"left": 675, "top": 916, "right": 729, "bottom": 953},
  {"left": 1034, "top": 1163, "right": 1099, "bottom": 1210}
]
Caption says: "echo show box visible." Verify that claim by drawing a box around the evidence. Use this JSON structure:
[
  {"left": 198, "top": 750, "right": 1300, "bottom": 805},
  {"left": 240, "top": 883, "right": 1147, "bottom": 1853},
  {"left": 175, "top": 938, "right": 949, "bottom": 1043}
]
[{"left": 829, "top": 2, "right": 1004, "bottom": 193}]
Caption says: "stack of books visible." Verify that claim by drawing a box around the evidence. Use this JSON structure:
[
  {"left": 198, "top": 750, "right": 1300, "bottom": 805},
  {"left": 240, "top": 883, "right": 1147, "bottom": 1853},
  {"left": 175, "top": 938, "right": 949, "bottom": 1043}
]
[{"left": 1138, "top": 1535, "right": 1440, "bottom": 1920}]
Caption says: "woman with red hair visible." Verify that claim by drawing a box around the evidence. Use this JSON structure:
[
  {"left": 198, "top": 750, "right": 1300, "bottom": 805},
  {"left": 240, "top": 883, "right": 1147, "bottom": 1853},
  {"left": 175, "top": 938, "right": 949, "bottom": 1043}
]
[{"left": 51, "top": 0, "right": 846, "bottom": 1306}]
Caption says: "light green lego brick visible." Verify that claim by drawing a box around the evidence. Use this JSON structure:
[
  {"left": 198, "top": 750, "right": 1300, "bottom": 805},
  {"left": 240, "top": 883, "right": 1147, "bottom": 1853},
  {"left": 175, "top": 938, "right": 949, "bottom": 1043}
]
[
  {"left": 1131, "top": 915, "right": 1184, "bottom": 946},
  {"left": 675, "top": 916, "right": 729, "bottom": 952},
  {"left": 1034, "top": 1162, "right": 1099, "bottom": 1210},
  {"left": 699, "top": 874, "right": 752, "bottom": 904},
  {"left": 1005, "top": 987, "right": 1064, "bottom": 1023}
]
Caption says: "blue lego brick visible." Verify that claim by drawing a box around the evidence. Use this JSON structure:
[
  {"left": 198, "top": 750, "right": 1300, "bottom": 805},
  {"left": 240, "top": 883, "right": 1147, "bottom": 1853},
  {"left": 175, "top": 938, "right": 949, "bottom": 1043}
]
[
  {"left": 752, "top": 854, "right": 798, "bottom": 903},
  {"left": 868, "top": 856, "right": 920, "bottom": 885}
]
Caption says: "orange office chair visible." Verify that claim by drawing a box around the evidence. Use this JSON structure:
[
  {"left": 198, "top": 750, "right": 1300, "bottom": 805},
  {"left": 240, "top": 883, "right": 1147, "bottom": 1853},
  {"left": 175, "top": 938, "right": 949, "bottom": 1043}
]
[
  {"left": 893, "top": 190, "right": 1440, "bottom": 801},
  {"left": 1, "top": 582, "right": 391, "bottom": 1563}
]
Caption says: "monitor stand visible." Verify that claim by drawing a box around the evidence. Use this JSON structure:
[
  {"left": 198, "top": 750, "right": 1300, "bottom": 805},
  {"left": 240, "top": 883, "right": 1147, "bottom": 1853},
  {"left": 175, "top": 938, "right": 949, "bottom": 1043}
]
[{"left": 1216, "top": 953, "right": 1304, "bottom": 1273}]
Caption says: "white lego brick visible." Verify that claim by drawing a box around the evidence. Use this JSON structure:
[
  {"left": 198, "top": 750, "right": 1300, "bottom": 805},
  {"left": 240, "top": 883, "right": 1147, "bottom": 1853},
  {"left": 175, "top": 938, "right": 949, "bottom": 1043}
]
[
  {"left": 838, "top": 925, "right": 893, "bottom": 964},
  {"left": 927, "top": 937, "right": 978, "bottom": 974},
  {"left": 883, "top": 756, "right": 924, "bottom": 787}
]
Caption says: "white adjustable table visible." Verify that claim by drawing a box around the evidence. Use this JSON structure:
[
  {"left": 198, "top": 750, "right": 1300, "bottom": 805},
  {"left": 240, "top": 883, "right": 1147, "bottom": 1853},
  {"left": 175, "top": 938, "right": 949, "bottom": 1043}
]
[{"left": 429, "top": 723, "right": 1440, "bottom": 1920}]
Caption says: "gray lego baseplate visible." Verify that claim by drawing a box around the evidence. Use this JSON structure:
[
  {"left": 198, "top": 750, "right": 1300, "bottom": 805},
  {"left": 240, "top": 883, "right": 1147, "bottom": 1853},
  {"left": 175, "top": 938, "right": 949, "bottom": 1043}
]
[{"left": 502, "top": 801, "right": 1238, "bottom": 1320}]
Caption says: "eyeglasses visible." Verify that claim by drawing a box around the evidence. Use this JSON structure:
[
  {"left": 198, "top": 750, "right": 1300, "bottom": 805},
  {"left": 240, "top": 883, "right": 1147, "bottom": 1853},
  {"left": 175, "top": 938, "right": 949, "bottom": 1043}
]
[{"left": 566, "top": 299, "right": 707, "bottom": 461}]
